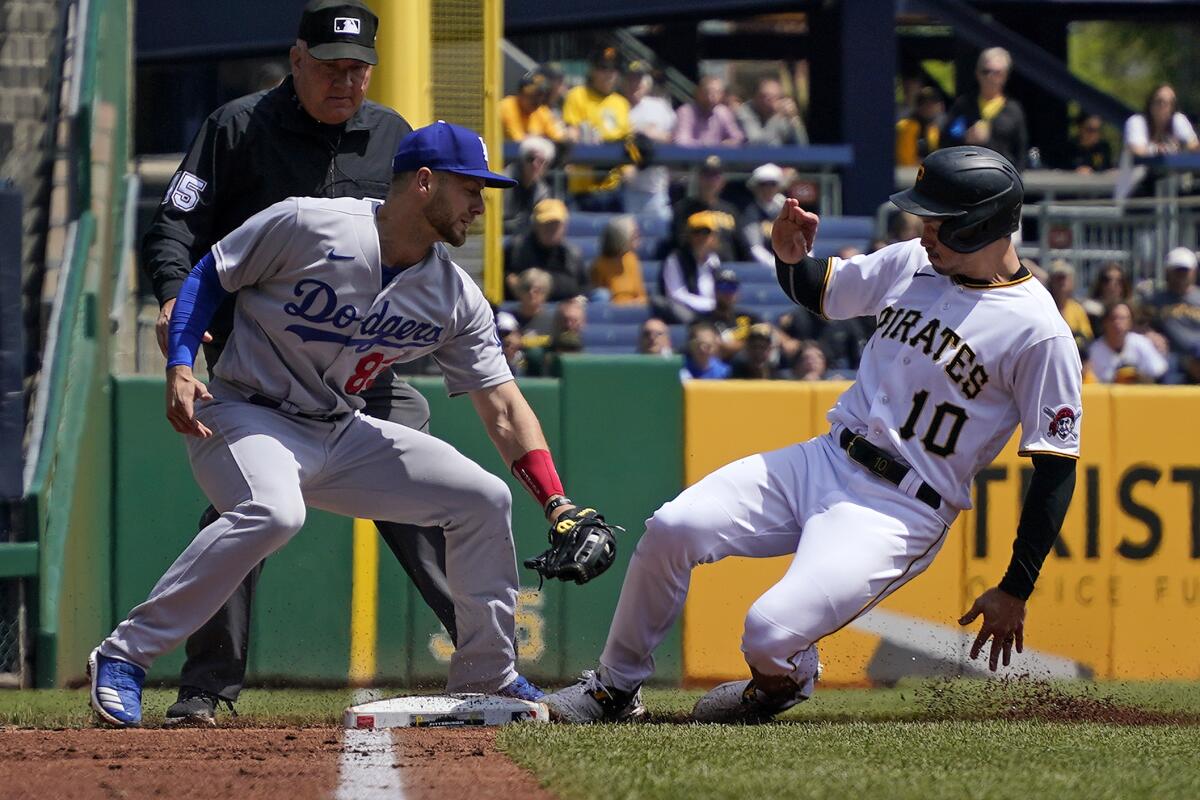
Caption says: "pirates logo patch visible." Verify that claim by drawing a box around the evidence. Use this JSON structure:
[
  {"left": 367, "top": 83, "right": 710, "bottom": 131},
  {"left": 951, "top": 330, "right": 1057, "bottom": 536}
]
[{"left": 1042, "top": 405, "right": 1080, "bottom": 442}]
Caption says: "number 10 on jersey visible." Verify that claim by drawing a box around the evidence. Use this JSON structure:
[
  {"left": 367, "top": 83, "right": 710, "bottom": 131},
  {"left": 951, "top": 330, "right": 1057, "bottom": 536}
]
[{"left": 898, "top": 390, "right": 968, "bottom": 457}]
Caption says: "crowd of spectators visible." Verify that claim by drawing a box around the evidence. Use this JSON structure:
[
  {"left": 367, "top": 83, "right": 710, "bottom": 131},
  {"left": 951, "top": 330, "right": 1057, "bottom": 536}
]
[{"left": 483, "top": 43, "right": 1200, "bottom": 387}]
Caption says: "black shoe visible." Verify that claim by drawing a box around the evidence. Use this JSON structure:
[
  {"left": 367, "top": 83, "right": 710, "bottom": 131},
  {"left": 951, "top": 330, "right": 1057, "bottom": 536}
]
[{"left": 164, "top": 687, "right": 228, "bottom": 728}]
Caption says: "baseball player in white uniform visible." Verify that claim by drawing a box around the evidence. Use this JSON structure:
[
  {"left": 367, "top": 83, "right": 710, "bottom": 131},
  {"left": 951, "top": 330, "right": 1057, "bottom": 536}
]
[
  {"left": 546, "top": 146, "right": 1083, "bottom": 723},
  {"left": 88, "top": 122, "right": 607, "bottom": 727}
]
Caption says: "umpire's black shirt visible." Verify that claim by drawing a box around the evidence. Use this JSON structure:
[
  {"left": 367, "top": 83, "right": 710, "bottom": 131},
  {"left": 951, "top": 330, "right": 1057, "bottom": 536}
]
[{"left": 142, "top": 74, "right": 412, "bottom": 347}]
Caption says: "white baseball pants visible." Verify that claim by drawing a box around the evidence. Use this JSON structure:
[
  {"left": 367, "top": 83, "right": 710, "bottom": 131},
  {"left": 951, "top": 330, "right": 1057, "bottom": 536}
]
[
  {"left": 101, "top": 389, "right": 519, "bottom": 693},
  {"left": 599, "top": 433, "right": 953, "bottom": 692}
]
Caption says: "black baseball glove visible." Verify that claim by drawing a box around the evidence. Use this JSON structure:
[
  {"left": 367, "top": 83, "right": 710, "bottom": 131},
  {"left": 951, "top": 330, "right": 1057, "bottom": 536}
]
[{"left": 524, "top": 507, "right": 621, "bottom": 586}]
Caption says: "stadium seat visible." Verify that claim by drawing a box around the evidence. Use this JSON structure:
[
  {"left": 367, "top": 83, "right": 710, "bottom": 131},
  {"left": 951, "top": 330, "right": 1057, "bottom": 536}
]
[
  {"left": 637, "top": 214, "right": 671, "bottom": 238},
  {"left": 587, "top": 302, "right": 652, "bottom": 324},
  {"left": 585, "top": 344, "right": 638, "bottom": 356},
  {"left": 724, "top": 262, "right": 777, "bottom": 284},
  {"left": 668, "top": 324, "right": 687, "bottom": 351},
  {"left": 812, "top": 238, "right": 868, "bottom": 259},
  {"left": 636, "top": 235, "right": 663, "bottom": 259},
  {"left": 818, "top": 216, "right": 875, "bottom": 240},
  {"left": 582, "top": 322, "right": 641, "bottom": 349},
  {"left": 567, "top": 211, "right": 616, "bottom": 237},
  {"left": 641, "top": 260, "right": 662, "bottom": 288},
  {"left": 572, "top": 236, "right": 600, "bottom": 262}
]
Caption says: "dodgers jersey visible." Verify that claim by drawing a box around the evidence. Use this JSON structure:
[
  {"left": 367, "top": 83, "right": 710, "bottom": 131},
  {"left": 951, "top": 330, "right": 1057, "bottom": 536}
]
[
  {"left": 820, "top": 239, "right": 1083, "bottom": 510},
  {"left": 210, "top": 197, "right": 511, "bottom": 414}
]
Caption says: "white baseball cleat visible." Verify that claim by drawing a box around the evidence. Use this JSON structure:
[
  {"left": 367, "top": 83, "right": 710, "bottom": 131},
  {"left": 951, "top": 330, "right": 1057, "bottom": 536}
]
[
  {"left": 543, "top": 669, "right": 647, "bottom": 724},
  {"left": 691, "top": 674, "right": 816, "bottom": 724}
]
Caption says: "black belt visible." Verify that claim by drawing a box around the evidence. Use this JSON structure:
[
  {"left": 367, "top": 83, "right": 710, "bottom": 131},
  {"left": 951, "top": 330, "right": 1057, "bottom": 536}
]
[
  {"left": 838, "top": 429, "right": 942, "bottom": 511},
  {"left": 247, "top": 393, "right": 348, "bottom": 423}
]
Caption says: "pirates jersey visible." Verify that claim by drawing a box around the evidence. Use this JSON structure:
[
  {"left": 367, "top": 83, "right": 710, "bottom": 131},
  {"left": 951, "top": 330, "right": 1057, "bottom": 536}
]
[{"left": 820, "top": 239, "right": 1083, "bottom": 510}]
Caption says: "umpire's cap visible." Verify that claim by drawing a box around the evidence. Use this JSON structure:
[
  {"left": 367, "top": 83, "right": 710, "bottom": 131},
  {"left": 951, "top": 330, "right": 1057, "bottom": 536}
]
[
  {"left": 890, "top": 146, "right": 1023, "bottom": 253},
  {"left": 299, "top": 0, "right": 378, "bottom": 64},
  {"left": 392, "top": 121, "right": 517, "bottom": 188}
]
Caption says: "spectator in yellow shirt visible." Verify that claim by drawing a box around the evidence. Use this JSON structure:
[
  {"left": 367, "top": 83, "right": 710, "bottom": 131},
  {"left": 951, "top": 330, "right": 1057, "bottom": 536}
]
[
  {"left": 563, "top": 47, "right": 631, "bottom": 210},
  {"left": 590, "top": 216, "right": 647, "bottom": 305},
  {"left": 895, "top": 86, "right": 944, "bottom": 166},
  {"left": 1048, "top": 260, "right": 1094, "bottom": 351},
  {"left": 500, "top": 70, "right": 566, "bottom": 142}
]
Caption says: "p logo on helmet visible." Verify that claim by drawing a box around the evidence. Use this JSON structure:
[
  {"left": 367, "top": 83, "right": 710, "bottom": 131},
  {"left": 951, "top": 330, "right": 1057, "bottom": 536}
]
[{"left": 890, "top": 146, "right": 1023, "bottom": 254}]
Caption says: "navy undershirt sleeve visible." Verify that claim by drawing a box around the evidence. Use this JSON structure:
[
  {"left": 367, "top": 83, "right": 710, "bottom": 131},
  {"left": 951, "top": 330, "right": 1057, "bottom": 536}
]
[
  {"left": 167, "top": 252, "right": 230, "bottom": 369},
  {"left": 775, "top": 255, "right": 827, "bottom": 315},
  {"left": 999, "top": 454, "right": 1077, "bottom": 600}
]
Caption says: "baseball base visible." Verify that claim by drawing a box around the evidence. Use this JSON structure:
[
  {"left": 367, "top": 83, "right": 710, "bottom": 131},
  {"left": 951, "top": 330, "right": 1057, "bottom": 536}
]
[{"left": 343, "top": 693, "right": 549, "bottom": 729}]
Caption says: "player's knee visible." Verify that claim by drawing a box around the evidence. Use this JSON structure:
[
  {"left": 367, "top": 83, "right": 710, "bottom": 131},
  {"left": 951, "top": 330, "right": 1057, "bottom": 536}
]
[
  {"left": 475, "top": 473, "right": 512, "bottom": 518},
  {"left": 638, "top": 502, "right": 706, "bottom": 563},
  {"left": 245, "top": 497, "right": 306, "bottom": 548},
  {"left": 742, "top": 603, "right": 812, "bottom": 675}
]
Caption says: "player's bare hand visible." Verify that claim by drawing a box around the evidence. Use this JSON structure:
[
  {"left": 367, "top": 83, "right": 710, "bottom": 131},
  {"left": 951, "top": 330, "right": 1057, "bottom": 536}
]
[
  {"left": 156, "top": 297, "right": 213, "bottom": 359},
  {"left": 959, "top": 587, "right": 1025, "bottom": 671},
  {"left": 165, "top": 365, "right": 214, "bottom": 438},
  {"left": 771, "top": 198, "right": 819, "bottom": 264}
]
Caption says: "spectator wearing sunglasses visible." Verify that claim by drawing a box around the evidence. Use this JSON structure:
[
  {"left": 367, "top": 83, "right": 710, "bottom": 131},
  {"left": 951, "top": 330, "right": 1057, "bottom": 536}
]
[{"left": 941, "top": 47, "right": 1028, "bottom": 170}]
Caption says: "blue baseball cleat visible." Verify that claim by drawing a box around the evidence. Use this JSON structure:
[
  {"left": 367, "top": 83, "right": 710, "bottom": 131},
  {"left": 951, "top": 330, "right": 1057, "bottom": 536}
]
[
  {"left": 88, "top": 648, "right": 146, "bottom": 727},
  {"left": 496, "top": 673, "right": 545, "bottom": 702}
]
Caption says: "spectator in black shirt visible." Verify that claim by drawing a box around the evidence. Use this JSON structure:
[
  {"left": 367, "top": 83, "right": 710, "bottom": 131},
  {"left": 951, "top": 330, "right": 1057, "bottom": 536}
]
[
  {"left": 942, "top": 47, "right": 1028, "bottom": 170},
  {"left": 504, "top": 198, "right": 586, "bottom": 300},
  {"left": 668, "top": 155, "right": 752, "bottom": 262},
  {"left": 1067, "top": 114, "right": 1112, "bottom": 173},
  {"left": 702, "top": 268, "right": 761, "bottom": 359}
]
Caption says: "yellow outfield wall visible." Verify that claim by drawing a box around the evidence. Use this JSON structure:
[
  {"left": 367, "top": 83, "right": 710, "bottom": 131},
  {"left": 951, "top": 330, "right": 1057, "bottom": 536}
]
[{"left": 681, "top": 383, "right": 1200, "bottom": 684}]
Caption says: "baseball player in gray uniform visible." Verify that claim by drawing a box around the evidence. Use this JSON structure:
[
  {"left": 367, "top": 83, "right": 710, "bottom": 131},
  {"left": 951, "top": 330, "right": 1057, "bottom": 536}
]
[
  {"left": 546, "top": 147, "right": 1084, "bottom": 723},
  {"left": 88, "top": 122, "right": 603, "bottom": 727}
]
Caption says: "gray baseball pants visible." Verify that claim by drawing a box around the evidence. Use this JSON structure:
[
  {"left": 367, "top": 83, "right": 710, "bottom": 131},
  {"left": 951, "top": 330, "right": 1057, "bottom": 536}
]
[{"left": 99, "top": 386, "right": 519, "bottom": 693}]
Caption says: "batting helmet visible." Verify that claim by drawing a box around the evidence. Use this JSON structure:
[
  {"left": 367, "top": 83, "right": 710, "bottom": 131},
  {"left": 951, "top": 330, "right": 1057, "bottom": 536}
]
[{"left": 890, "top": 146, "right": 1023, "bottom": 253}]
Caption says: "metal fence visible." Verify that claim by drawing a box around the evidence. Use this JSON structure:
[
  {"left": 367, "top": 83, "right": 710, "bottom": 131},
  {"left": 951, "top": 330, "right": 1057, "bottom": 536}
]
[{"left": 1020, "top": 196, "right": 1200, "bottom": 289}]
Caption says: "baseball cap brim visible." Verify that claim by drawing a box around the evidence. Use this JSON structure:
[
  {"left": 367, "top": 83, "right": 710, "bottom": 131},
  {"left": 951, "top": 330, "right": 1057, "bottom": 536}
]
[
  {"left": 443, "top": 167, "right": 518, "bottom": 189},
  {"left": 889, "top": 187, "right": 965, "bottom": 218},
  {"left": 307, "top": 41, "right": 378, "bottom": 64}
]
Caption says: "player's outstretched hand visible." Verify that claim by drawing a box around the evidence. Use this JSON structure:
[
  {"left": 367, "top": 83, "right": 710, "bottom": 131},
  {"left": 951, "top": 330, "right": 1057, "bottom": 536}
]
[
  {"left": 771, "top": 197, "right": 820, "bottom": 264},
  {"left": 959, "top": 587, "right": 1026, "bottom": 671},
  {"left": 156, "top": 298, "right": 213, "bottom": 359},
  {"left": 165, "top": 364, "right": 214, "bottom": 438}
]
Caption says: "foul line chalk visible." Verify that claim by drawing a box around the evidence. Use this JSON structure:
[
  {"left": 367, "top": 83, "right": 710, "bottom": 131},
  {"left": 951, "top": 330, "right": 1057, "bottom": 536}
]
[{"left": 337, "top": 689, "right": 403, "bottom": 800}]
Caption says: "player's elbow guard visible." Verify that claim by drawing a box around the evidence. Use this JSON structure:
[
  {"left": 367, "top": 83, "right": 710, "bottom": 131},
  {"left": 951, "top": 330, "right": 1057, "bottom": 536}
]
[{"left": 775, "top": 255, "right": 826, "bottom": 315}]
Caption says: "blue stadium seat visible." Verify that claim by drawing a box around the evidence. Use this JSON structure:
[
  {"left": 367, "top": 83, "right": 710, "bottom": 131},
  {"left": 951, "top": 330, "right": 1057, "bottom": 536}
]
[
  {"left": 818, "top": 216, "right": 875, "bottom": 239},
  {"left": 588, "top": 302, "right": 652, "bottom": 324},
  {"left": 812, "top": 238, "right": 868, "bottom": 259},
  {"left": 724, "top": 262, "right": 776, "bottom": 284},
  {"left": 572, "top": 236, "right": 600, "bottom": 262},
  {"left": 636, "top": 235, "right": 663, "bottom": 259},
  {"left": 641, "top": 260, "right": 662, "bottom": 288},
  {"left": 567, "top": 211, "right": 616, "bottom": 237},
  {"left": 585, "top": 344, "right": 638, "bottom": 356},
  {"left": 668, "top": 324, "right": 687, "bottom": 350},
  {"left": 738, "top": 285, "right": 787, "bottom": 305},
  {"left": 637, "top": 214, "right": 671, "bottom": 238},
  {"left": 582, "top": 322, "right": 641, "bottom": 349}
]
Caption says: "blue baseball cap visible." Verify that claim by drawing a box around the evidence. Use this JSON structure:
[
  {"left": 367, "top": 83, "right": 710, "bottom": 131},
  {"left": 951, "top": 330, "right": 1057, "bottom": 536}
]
[{"left": 392, "top": 121, "right": 517, "bottom": 188}]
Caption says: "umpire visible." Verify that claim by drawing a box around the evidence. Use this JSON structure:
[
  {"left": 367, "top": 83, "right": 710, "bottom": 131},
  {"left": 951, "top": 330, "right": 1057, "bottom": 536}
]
[{"left": 142, "top": 0, "right": 459, "bottom": 726}]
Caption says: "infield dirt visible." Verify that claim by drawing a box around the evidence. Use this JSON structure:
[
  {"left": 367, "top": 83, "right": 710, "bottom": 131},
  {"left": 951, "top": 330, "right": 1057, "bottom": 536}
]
[{"left": 0, "top": 725, "right": 551, "bottom": 800}]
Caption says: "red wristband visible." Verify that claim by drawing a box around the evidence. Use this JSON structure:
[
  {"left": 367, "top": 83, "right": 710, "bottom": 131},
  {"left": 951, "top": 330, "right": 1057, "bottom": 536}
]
[{"left": 511, "top": 449, "right": 565, "bottom": 507}]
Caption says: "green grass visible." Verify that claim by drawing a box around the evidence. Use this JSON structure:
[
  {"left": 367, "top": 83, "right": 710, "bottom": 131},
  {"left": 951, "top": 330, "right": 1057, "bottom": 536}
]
[
  {"left": 0, "top": 687, "right": 359, "bottom": 728},
  {"left": 497, "top": 683, "right": 1200, "bottom": 800}
]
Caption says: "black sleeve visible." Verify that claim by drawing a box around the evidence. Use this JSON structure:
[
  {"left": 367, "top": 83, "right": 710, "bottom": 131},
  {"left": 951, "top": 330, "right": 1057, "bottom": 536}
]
[
  {"left": 141, "top": 113, "right": 227, "bottom": 305},
  {"left": 999, "top": 453, "right": 1077, "bottom": 601},
  {"left": 775, "top": 255, "right": 828, "bottom": 316}
]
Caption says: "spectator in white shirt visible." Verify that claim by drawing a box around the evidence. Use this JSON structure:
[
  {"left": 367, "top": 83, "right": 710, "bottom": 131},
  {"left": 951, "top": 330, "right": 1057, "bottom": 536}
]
[
  {"left": 1088, "top": 302, "right": 1168, "bottom": 384},
  {"left": 1124, "top": 84, "right": 1200, "bottom": 157},
  {"left": 658, "top": 211, "right": 722, "bottom": 323},
  {"left": 621, "top": 61, "right": 676, "bottom": 221}
]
